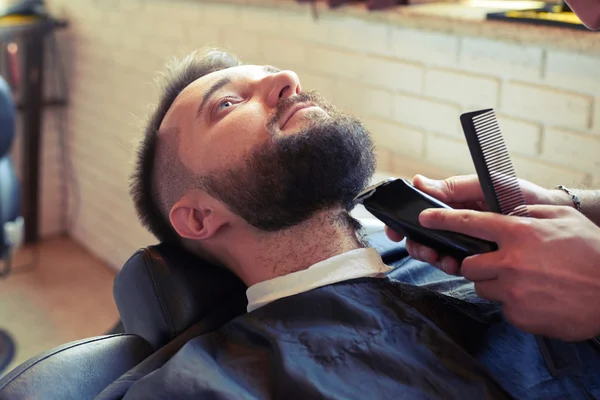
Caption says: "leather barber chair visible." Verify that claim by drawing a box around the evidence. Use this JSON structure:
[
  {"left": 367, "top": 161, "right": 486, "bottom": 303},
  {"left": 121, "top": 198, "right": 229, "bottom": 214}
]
[
  {"left": 0, "top": 230, "right": 416, "bottom": 400},
  {"left": 0, "top": 74, "right": 20, "bottom": 375},
  {"left": 0, "top": 74, "right": 22, "bottom": 276}
]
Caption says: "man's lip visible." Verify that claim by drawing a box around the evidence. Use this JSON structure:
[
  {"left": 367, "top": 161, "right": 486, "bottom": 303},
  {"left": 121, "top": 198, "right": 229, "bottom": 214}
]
[{"left": 280, "top": 102, "right": 316, "bottom": 129}]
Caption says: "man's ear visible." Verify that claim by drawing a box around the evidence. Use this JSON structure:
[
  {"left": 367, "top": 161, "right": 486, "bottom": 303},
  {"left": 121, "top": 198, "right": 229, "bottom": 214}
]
[{"left": 169, "top": 195, "right": 228, "bottom": 241}]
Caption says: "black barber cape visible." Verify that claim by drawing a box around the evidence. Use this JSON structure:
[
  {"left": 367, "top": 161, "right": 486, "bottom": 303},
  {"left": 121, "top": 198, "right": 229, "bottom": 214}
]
[{"left": 112, "top": 277, "right": 513, "bottom": 400}]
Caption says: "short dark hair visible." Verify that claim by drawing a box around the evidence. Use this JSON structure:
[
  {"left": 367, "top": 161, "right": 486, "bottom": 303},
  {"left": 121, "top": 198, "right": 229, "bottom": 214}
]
[{"left": 130, "top": 49, "right": 242, "bottom": 243}]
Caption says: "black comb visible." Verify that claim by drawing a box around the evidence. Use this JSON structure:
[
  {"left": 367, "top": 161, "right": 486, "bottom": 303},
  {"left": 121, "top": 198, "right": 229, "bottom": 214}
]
[
  {"left": 460, "top": 109, "right": 529, "bottom": 217},
  {"left": 460, "top": 109, "right": 584, "bottom": 378}
]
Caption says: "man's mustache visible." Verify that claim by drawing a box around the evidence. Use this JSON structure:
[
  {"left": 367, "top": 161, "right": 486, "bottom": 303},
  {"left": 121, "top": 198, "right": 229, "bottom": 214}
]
[{"left": 266, "top": 91, "right": 331, "bottom": 133}]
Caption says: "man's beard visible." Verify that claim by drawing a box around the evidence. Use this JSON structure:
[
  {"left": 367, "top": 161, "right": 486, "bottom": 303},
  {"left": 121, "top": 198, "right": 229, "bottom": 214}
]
[{"left": 202, "top": 91, "right": 376, "bottom": 231}]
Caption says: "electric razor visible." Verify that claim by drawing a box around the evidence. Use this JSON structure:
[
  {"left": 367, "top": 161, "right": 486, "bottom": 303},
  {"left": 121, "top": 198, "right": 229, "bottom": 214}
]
[{"left": 354, "top": 178, "right": 498, "bottom": 260}]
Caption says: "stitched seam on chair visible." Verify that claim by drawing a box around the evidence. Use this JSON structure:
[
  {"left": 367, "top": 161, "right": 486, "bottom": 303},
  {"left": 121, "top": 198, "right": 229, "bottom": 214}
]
[
  {"left": 144, "top": 251, "right": 176, "bottom": 338},
  {"left": 0, "top": 334, "right": 140, "bottom": 389}
]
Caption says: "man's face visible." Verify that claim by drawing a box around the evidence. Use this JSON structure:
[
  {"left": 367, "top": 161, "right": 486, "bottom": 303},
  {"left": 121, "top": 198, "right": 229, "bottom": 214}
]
[
  {"left": 161, "top": 65, "right": 375, "bottom": 231},
  {"left": 567, "top": 0, "right": 600, "bottom": 29}
]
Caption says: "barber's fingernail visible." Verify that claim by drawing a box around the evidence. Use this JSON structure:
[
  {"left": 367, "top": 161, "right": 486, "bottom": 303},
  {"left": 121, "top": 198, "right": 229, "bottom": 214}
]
[
  {"left": 441, "top": 258, "right": 452, "bottom": 274},
  {"left": 419, "top": 210, "right": 435, "bottom": 226},
  {"left": 422, "top": 248, "right": 436, "bottom": 263},
  {"left": 419, "top": 176, "right": 441, "bottom": 189},
  {"left": 419, "top": 176, "right": 434, "bottom": 186}
]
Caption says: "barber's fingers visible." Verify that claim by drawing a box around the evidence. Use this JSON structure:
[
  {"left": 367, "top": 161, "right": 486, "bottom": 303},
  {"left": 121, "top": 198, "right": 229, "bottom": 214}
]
[
  {"left": 406, "top": 240, "right": 436, "bottom": 263},
  {"left": 473, "top": 280, "right": 504, "bottom": 303},
  {"left": 406, "top": 239, "right": 463, "bottom": 275},
  {"left": 525, "top": 204, "right": 574, "bottom": 219},
  {"left": 461, "top": 252, "right": 502, "bottom": 282},
  {"left": 413, "top": 174, "right": 484, "bottom": 205},
  {"left": 419, "top": 208, "right": 512, "bottom": 243},
  {"left": 384, "top": 226, "right": 405, "bottom": 242}
]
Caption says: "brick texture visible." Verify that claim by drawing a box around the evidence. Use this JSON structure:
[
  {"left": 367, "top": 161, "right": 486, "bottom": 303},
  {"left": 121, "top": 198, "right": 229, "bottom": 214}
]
[
  {"left": 424, "top": 69, "right": 499, "bottom": 109},
  {"left": 307, "top": 47, "right": 365, "bottom": 80},
  {"left": 394, "top": 94, "right": 461, "bottom": 137},
  {"left": 459, "top": 38, "right": 543, "bottom": 81},
  {"left": 425, "top": 134, "right": 476, "bottom": 175},
  {"left": 501, "top": 82, "right": 592, "bottom": 130},
  {"left": 362, "top": 57, "right": 424, "bottom": 94},
  {"left": 260, "top": 37, "right": 308, "bottom": 67},
  {"left": 375, "top": 147, "right": 393, "bottom": 172},
  {"left": 540, "top": 127, "right": 600, "bottom": 174},
  {"left": 544, "top": 50, "right": 600, "bottom": 97},
  {"left": 362, "top": 118, "right": 425, "bottom": 158},
  {"left": 390, "top": 27, "right": 459, "bottom": 67},
  {"left": 511, "top": 155, "right": 588, "bottom": 189},
  {"left": 496, "top": 115, "right": 541, "bottom": 157},
  {"left": 278, "top": 8, "right": 332, "bottom": 45},
  {"left": 38, "top": 0, "right": 600, "bottom": 270},
  {"left": 334, "top": 81, "right": 393, "bottom": 119},
  {"left": 593, "top": 98, "right": 600, "bottom": 136},
  {"left": 329, "top": 17, "right": 390, "bottom": 56}
]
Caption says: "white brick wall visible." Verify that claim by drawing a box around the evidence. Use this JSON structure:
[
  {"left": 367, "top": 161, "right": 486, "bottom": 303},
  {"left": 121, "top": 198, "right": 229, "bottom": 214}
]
[
  {"left": 362, "top": 118, "right": 425, "bottom": 158},
  {"left": 40, "top": 0, "right": 600, "bottom": 270},
  {"left": 593, "top": 99, "right": 600, "bottom": 135},
  {"left": 496, "top": 115, "right": 541, "bottom": 157},
  {"left": 541, "top": 127, "right": 600, "bottom": 172},
  {"left": 391, "top": 27, "right": 459, "bottom": 67},
  {"left": 334, "top": 81, "right": 393, "bottom": 119},
  {"left": 425, "top": 134, "right": 475, "bottom": 174},
  {"left": 544, "top": 50, "right": 600, "bottom": 96},
  {"left": 424, "top": 69, "right": 499, "bottom": 108},
  {"left": 393, "top": 94, "right": 461, "bottom": 137},
  {"left": 362, "top": 57, "right": 423, "bottom": 94},
  {"left": 458, "top": 38, "right": 543, "bottom": 81},
  {"left": 501, "top": 82, "right": 592, "bottom": 130},
  {"left": 511, "top": 155, "right": 589, "bottom": 188}
]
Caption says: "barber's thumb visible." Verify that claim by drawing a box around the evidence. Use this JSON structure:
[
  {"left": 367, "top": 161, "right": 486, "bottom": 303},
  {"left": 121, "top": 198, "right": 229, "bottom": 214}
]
[{"left": 414, "top": 175, "right": 443, "bottom": 193}]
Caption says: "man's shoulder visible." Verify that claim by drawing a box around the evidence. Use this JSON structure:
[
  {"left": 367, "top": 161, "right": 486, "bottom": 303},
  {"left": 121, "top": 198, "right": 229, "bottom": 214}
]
[
  {"left": 262, "top": 277, "right": 502, "bottom": 353},
  {"left": 120, "top": 277, "right": 510, "bottom": 400}
]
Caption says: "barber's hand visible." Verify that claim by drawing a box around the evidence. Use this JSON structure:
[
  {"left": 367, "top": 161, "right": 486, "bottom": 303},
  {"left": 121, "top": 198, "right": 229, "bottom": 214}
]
[
  {"left": 384, "top": 174, "right": 560, "bottom": 274},
  {"left": 415, "top": 205, "right": 600, "bottom": 341}
]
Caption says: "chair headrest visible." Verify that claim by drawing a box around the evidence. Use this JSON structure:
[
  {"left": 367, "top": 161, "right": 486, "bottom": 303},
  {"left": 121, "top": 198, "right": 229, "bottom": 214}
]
[
  {"left": 114, "top": 230, "right": 406, "bottom": 350},
  {"left": 113, "top": 243, "right": 248, "bottom": 350},
  {"left": 0, "top": 77, "right": 15, "bottom": 158}
]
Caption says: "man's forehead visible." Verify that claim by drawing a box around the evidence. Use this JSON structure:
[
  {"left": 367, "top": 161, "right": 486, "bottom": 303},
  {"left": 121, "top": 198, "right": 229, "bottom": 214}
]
[
  {"left": 183, "top": 64, "right": 272, "bottom": 98},
  {"left": 159, "top": 64, "right": 271, "bottom": 131}
]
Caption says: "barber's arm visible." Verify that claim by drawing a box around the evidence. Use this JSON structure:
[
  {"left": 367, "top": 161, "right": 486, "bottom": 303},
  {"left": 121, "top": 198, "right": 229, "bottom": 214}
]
[
  {"left": 385, "top": 174, "right": 600, "bottom": 341},
  {"left": 554, "top": 188, "right": 600, "bottom": 227}
]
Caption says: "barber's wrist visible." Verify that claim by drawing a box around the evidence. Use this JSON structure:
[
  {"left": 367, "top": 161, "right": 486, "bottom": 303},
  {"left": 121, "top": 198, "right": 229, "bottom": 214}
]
[{"left": 550, "top": 188, "right": 578, "bottom": 209}]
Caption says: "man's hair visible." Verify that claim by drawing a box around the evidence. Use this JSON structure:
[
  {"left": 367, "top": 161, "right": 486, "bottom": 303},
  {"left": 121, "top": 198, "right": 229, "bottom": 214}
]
[{"left": 130, "top": 49, "right": 242, "bottom": 243}]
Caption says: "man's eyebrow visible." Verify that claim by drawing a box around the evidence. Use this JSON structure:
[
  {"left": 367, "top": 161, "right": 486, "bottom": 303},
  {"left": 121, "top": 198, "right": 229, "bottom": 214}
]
[
  {"left": 195, "top": 67, "right": 280, "bottom": 119},
  {"left": 196, "top": 76, "right": 232, "bottom": 119}
]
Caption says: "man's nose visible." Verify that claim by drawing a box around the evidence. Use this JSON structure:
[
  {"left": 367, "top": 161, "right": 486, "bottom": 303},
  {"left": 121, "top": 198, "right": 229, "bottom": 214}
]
[{"left": 265, "top": 70, "right": 302, "bottom": 108}]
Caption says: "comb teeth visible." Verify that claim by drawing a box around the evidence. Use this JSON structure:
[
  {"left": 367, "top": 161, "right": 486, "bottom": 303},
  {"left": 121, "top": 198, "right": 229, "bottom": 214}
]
[{"left": 469, "top": 110, "right": 529, "bottom": 217}]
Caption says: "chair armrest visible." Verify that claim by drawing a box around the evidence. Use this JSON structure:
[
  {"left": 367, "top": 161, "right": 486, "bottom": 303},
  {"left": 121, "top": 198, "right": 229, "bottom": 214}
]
[{"left": 0, "top": 334, "right": 153, "bottom": 400}]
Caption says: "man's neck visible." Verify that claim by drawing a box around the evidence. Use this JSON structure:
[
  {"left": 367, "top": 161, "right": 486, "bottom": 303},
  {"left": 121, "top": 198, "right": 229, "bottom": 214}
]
[{"left": 219, "top": 210, "right": 365, "bottom": 287}]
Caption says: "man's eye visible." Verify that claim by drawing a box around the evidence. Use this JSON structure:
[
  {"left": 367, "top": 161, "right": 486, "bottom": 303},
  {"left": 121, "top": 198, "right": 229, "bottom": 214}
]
[{"left": 218, "top": 98, "right": 235, "bottom": 111}]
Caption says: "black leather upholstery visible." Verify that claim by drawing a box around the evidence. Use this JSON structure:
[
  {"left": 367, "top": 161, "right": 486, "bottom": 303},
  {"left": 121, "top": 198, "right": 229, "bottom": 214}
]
[
  {"left": 0, "top": 334, "right": 153, "bottom": 400},
  {"left": 114, "top": 230, "right": 408, "bottom": 350},
  {"left": 0, "top": 228, "right": 410, "bottom": 400},
  {"left": 0, "top": 75, "right": 20, "bottom": 261},
  {"left": 114, "top": 243, "right": 248, "bottom": 350},
  {"left": 0, "top": 77, "right": 14, "bottom": 158}
]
